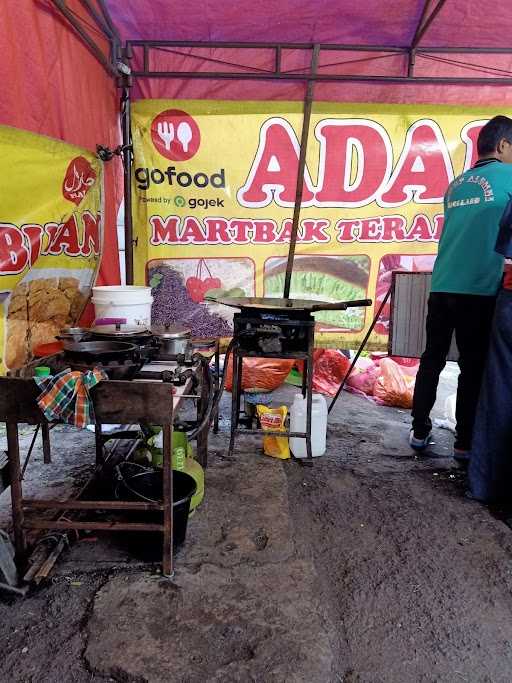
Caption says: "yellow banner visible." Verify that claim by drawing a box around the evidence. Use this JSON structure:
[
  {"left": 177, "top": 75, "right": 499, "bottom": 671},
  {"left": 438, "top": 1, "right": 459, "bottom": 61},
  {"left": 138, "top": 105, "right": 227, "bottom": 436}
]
[
  {"left": 132, "top": 100, "right": 497, "bottom": 347},
  {"left": 0, "top": 126, "right": 103, "bottom": 373}
]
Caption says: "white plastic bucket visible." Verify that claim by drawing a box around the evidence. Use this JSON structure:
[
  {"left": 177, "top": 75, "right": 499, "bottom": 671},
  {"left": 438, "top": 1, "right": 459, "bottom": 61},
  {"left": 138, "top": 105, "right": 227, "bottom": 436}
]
[
  {"left": 92, "top": 286, "right": 153, "bottom": 327},
  {"left": 289, "top": 393, "right": 328, "bottom": 458}
]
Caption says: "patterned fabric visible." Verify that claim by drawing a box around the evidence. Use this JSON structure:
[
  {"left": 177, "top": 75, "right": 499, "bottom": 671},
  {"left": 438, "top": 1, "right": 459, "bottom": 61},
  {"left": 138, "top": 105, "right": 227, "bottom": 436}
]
[{"left": 34, "top": 368, "right": 107, "bottom": 428}]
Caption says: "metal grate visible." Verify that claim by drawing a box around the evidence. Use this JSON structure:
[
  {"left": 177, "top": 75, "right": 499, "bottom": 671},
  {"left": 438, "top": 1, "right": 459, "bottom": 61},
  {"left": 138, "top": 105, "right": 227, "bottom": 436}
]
[{"left": 388, "top": 271, "right": 458, "bottom": 361}]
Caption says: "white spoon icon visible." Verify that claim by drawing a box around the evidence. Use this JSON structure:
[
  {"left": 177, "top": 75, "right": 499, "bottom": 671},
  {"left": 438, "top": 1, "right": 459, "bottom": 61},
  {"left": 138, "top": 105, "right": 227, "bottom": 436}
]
[{"left": 177, "top": 122, "right": 193, "bottom": 153}]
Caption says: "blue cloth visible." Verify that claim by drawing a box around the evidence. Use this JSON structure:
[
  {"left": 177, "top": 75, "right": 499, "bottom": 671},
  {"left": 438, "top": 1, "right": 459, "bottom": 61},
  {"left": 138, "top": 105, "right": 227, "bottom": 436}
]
[
  {"left": 468, "top": 289, "right": 512, "bottom": 503},
  {"left": 495, "top": 194, "right": 512, "bottom": 257}
]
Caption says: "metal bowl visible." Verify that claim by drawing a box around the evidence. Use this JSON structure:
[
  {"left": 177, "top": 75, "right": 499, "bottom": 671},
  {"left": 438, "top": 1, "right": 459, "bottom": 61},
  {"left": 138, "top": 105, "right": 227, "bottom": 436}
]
[{"left": 57, "top": 327, "right": 91, "bottom": 343}]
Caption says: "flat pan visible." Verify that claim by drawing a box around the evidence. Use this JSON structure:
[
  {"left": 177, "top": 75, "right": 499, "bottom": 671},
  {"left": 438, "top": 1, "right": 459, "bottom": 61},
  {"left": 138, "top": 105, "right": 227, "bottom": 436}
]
[{"left": 212, "top": 296, "right": 372, "bottom": 312}]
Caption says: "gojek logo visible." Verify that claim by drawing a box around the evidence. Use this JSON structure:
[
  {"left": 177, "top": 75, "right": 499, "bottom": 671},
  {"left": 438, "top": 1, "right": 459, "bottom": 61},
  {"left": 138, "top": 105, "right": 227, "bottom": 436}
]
[{"left": 151, "top": 109, "right": 201, "bottom": 162}]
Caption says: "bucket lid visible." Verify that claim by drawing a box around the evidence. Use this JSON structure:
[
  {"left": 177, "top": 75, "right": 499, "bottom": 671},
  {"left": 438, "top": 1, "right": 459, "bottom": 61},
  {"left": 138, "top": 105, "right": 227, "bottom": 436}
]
[
  {"left": 92, "top": 286, "right": 152, "bottom": 292},
  {"left": 92, "top": 324, "right": 151, "bottom": 337},
  {"left": 151, "top": 323, "right": 191, "bottom": 339}
]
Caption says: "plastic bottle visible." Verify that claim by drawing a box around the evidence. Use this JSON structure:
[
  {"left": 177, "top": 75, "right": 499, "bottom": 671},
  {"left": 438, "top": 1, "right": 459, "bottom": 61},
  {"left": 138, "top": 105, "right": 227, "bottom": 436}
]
[{"left": 289, "top": 393, "right": 327, "bottom": 458}]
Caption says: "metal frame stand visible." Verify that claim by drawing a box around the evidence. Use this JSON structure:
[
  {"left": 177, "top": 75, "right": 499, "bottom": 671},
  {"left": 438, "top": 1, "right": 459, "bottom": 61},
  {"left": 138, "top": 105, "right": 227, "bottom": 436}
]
[
  {"left": 1, "top": 377, "right": 176, "bottom": 578},
  {"left": 228, "top": 315, "right": 315, "bottom": 463}
]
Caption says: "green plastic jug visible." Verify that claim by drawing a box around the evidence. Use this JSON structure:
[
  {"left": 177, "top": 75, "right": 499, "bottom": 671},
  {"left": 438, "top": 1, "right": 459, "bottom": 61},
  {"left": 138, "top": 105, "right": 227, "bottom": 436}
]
[{"left": 150, "top": 427, "right": 204, "bottom": 513}]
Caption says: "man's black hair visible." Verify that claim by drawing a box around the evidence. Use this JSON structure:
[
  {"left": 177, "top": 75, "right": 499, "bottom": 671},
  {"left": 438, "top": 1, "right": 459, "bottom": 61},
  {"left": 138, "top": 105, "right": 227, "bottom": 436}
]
[{"left": 477, "top": 115, "right": 512, "bottom": 156}]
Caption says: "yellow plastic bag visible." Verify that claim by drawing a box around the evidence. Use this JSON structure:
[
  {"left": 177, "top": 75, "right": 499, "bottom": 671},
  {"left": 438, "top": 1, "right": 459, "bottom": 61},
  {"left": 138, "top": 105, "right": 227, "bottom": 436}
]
[{"left": 256, "top": 405, "right": 290, "bottom": 459}]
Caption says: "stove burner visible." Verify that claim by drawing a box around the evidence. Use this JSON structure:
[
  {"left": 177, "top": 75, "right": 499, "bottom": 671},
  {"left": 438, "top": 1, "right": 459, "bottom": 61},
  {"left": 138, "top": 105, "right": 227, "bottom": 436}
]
[{"left": 234, "top": 308, "right": 314, "bottom": 355}]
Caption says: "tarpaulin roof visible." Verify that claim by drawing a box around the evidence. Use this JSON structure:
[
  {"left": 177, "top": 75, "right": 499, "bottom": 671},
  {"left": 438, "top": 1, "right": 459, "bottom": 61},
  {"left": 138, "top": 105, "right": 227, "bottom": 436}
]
[
  {"left": 105, "top": 0, "right": 512, "bottom": 49},
  {"left": 103, "top": 0, "right": 512, "bottom": 105}
]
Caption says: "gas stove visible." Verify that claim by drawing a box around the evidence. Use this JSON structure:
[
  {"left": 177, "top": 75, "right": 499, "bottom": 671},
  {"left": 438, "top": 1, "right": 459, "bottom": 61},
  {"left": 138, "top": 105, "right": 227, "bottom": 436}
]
[
  {"left": 233, "top": 307, "right": 315, "bottom": 355},
  {"left": 214, "top": 296, "right": 372, "bottom": 356}
]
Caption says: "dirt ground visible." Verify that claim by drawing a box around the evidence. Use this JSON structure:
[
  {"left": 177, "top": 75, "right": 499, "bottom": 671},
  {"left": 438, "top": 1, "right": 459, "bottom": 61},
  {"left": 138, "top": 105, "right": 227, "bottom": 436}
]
[{"left": 1, "top": 365, "right": 512, "bottom": 682}]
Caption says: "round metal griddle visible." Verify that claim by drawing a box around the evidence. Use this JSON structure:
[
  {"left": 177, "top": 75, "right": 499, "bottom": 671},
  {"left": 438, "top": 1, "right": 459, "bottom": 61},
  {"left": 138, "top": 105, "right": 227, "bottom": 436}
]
[{"left": 212, "top": 296, "right": 372, "bottom": 312}]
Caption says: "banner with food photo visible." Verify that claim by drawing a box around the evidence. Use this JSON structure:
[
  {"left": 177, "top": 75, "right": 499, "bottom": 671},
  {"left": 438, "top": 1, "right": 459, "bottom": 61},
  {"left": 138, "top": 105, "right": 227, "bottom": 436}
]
[
  {"left": 131, "top": 100, "right": 500, "bottom": 348},
  {"left": 0, "top": 126, "right": 103, "bottom": 373}
]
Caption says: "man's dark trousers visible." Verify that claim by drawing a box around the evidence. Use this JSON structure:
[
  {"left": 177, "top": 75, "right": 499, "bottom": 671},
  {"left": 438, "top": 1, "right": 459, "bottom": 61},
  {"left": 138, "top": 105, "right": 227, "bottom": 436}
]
[{"left": 412, "top": 292, "right": 496, "bottom": 449}]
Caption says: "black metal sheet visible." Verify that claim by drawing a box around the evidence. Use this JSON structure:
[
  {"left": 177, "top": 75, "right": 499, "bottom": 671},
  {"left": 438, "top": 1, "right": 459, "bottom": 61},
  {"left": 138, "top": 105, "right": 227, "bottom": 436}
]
[{"left": 214, "top": 296, "right": 340, "bottom": 311}]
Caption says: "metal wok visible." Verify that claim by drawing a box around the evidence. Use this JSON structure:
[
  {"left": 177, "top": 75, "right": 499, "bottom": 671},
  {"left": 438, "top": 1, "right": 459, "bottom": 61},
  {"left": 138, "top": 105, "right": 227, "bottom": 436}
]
[{"left": 211, "top": 296, "right": 373, "bottom": 312}]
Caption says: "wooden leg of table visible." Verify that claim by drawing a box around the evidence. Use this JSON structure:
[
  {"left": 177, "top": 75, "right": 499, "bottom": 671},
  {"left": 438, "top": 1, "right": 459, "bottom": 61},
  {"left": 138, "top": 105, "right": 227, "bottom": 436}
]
[
  {"left": 6, "top": 422, "right": 27, "bottom": 564},
  {"left": 162, "top": 424, "right": 174, "bottom": 577},
  {"left": 95, "top": 423, "right": 103, "bottom": 466},
  {"left": 41, "top": 422, "right": 51, "bottom": 464}
]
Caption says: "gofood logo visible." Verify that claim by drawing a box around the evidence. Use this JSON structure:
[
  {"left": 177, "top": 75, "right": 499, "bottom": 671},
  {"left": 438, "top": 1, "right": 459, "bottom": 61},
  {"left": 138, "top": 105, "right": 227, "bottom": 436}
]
[
  {"left": 137, "top": 108, "right": 225, "bottom": 192},
  {"left": 151, "top": 109, "right": 201, "bottom": 161}
]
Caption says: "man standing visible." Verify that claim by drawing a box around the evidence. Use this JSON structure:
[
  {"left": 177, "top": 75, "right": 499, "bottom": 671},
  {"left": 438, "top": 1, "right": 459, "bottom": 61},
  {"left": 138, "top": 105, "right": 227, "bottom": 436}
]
[
  {"left": 410, "top": 115, "right": 512, "bottom": 457},
  {"left": 467, "top": 200, "right": 512, "bottom": 501}
]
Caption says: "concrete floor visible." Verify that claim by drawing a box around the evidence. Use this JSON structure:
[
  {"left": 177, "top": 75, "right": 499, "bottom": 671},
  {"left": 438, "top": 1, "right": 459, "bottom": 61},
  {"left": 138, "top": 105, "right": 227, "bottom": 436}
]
[{"left": 1, "top": 365, "right": 512, "bottom": 682}]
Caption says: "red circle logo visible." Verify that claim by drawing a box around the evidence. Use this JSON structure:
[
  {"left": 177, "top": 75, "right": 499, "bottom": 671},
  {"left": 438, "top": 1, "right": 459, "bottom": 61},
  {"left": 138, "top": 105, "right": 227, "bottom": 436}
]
[
  {"left": 62, "top": 156, "right": 96, "bottom": 205},
  {"left": 150, "top": 109, "right": 201, "bottom": 161}
]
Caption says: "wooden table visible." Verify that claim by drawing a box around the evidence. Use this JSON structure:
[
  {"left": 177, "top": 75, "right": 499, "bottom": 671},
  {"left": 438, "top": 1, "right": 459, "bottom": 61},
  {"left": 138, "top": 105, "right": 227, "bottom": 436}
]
[{"left": 0, "top": 362, "right": 210, "bottom": 578}]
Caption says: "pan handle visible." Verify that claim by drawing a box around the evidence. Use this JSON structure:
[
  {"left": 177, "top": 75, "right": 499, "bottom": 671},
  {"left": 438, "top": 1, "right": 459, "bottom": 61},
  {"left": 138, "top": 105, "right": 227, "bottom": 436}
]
[{"left": 310, "top": 298, "right": 372, "bottom": 312}]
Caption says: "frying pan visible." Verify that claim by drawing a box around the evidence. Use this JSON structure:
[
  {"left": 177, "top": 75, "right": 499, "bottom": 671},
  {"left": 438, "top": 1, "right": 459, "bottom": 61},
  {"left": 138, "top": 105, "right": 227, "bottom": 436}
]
[
  {"left": 211, "top": 296, "right": 373, "bottom": 312},
  {"left": 62, "top": 340, "right": 140, "bottom": 364}
]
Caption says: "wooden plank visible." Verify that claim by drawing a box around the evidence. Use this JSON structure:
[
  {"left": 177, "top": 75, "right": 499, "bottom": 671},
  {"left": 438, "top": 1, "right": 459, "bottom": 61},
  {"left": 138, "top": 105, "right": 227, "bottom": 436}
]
[
  {"left": 0, "top": 378, "right": 43, "bottom": 423},
  {"left": 24, "top": 519, "right": 164, "bottom": 532},
  {"left": 90, "top": 381, "right": 174, "bottom": 424},
  {"left": 389, "top": 272, "right": 458, "bottom": 361},
  {"left": 22, "top": 499, "right": 164, "bottom": 511},
  {"left": 0, "top": 377, "right": 175, "bottom": 425}
]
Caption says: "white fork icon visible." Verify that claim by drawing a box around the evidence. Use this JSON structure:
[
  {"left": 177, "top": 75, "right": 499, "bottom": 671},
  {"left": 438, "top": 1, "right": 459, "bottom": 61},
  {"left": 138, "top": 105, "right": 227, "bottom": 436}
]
[{"left": 157, "top": 121, "right": 175, "bottom": 150}]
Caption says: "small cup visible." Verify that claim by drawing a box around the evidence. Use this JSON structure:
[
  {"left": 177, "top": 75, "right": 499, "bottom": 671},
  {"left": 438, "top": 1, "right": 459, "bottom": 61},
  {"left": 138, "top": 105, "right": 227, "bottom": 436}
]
[{"left": 34, "top": 366, "right": 51, "bottom": 377}]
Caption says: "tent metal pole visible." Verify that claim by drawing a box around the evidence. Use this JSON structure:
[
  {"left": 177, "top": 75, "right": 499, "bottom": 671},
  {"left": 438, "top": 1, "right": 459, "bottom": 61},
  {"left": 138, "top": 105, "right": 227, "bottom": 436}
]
[
  {"left": 408, "top": 0, "right": 432, "bottom": 76},
  {"left": 79, "top": 0, "right": 117, "bottom": 43},
  {"left": 328, "top": 287, "right": 392, "bottom": 415},
  {"left": 128, "top": 40, "right": 408, "bottom": 51},
  {"left": 50, "top": 0, "right": 116, "bottom": 76},
  {"left": 121, "top": 85, "right": 134, "bottom": 285},
  {"left": 96, "top": 0, "right": 122, "bottom": 44},
  {"left": 129, "top": 39, "right": 512, "bottom": 84},
  {"left": 411, "top": 0, "right": 447, "bottom": 49},
  {"left": 283, "top": 43, "right": 320, "bottom": 299},
  {"left": 127, "top": 40, "right": 512, "bottom": 55},
  {"left": 130, "top": 71, "right": 512, "bottom": 85}
]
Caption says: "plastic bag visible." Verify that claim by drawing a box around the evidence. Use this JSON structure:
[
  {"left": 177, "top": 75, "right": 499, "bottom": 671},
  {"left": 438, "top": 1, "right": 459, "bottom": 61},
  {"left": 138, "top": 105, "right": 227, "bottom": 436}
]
[
  {"left": 310, "top": 349, "right": 351, "bottom": 397},
  {"left": 373, "top": 357, "right": 415, "bottom": 408},
  {"left": 389, "top": 356, "right": 420, "bottom": 376},
  {"left": 256, "top": 405, "right": 290, "bottom": 459},
  {"left": 225, "top": 357, "right": 294, "bottom": 392},
  {"left": 346, "top": 358, "right": 380, "bottom": 396}
]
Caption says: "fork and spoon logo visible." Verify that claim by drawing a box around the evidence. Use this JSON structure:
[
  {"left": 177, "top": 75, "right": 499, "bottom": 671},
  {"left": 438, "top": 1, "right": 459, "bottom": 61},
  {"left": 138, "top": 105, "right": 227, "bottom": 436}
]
[{"left": 151, "top": 109, "right": 200, "bottom": 161}]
